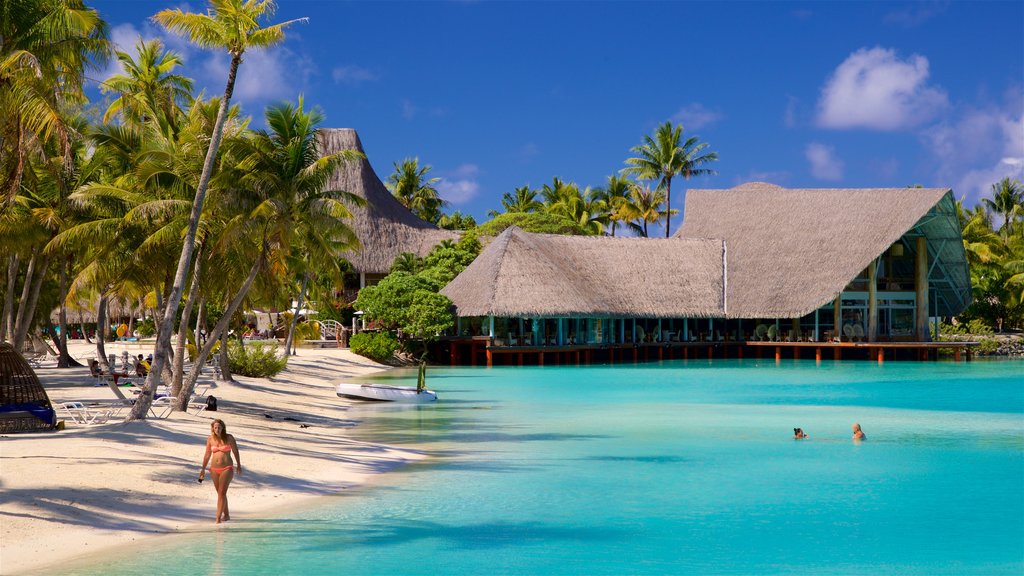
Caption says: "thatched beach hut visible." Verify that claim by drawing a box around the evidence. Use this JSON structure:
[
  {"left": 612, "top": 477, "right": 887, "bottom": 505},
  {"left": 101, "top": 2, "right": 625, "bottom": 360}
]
[
  {"left": 318, "top": 128, "right": 459, "bottom": 286},
  {"left": 441, "top": 183, "right": 971, "bottom": 362}
]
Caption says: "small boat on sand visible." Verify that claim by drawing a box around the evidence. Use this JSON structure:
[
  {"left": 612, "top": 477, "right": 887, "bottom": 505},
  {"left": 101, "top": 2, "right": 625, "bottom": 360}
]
[{"left": 336, "top": 383, "right": 437, "bottom": 403}]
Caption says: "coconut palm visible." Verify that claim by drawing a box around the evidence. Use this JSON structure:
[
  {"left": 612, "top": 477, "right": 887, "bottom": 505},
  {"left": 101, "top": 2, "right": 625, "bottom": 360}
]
[
  {"left": 175, "top": 98, "right": 363, "bottom": 409},
  {"left": 983, "top": 177, "right": 1023, "bottom": 240},
  {"left": 101, "top": 37, "right": 193, "bottom": 133},
  {"left": 591, "top": 175, "right": 633, "bottom": 236},
  {"left": 622, "top": 121, "right": 717, "bottom": 237},
  {"left": 130, "top": 0, "right": 306, "bottom": 420},
  {"left": 386, "top": 158, "right": 446, "bottom": 223},
  {"left": 617, "top": 184, "right": 675, "bottom": 238},
  {"left": 488, "top": 185, "right": 542, "bottom": 217},
  {"left": 0, "top": 0, "right": 109, "bottom": 206}
]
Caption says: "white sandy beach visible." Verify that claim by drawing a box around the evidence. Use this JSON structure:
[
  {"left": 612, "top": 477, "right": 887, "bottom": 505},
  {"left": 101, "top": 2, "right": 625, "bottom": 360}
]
[{"left": 0, "top": 341, "right": 417, "bottom": 575}]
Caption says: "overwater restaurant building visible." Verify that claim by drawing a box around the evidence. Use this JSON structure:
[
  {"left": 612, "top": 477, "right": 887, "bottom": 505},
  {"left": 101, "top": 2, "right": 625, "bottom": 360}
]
[{"left": 439, "top": 183, "right": 972, "bottom": 364}]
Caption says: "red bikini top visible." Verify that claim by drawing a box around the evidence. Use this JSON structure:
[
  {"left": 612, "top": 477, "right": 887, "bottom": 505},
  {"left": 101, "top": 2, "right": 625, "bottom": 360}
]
[{"left": 211, "top": 443, "right": 231, "bottom": 452}]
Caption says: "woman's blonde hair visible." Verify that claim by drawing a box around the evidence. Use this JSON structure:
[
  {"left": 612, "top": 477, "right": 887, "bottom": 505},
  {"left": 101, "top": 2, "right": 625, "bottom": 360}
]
[{"left": 211, "top": 419, "right": 228, "bottom": 442}]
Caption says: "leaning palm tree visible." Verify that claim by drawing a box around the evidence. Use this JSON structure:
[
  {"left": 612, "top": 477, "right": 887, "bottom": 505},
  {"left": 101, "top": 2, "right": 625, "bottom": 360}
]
[
  {"left": 386, "top": 158, "right": 445, "bottom": 223},
  {"left": 622, "top": 121, "right": 718, "bottom": 237},
  {"left": 130, "top": 0, "right": 306, "bottom": 421},
  {"left": 983, "top": 177, "right": 1023, "bottom": 240},
  {"left": 175, "top": 98, "right": 363, "bottom": 409}
]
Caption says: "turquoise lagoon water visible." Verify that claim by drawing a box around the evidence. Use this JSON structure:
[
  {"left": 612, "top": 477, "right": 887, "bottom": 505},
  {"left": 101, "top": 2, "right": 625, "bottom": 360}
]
[{"left": 57, "top": 359, "right": 1022, "bottom": 575}]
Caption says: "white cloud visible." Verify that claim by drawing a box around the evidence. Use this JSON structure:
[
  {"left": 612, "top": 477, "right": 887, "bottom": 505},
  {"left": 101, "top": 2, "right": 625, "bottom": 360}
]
[
  {"left": 438, "top": 164, "right": 481, "bottom": 204},
  {"left": 94, "top": 23, "right": 142, "bottom": 84},
  {"left": 670, "top": 103, "right": 723, "bottom": 130},
  {"left": 402, "top": 99, "right": 417, "bottom": 120},
  {"left": 783, "top": 95, "right": 799, "bottom": 128},
  {"left": 517, "top": 143, "right": 539, "bottom": 163},
  {"left": 202, "top": 46, "right": 315, "bottom": 103},
  {"left": 805, "top": 143, "right": 844, "bottom": 180},
  {"left": 732, "top": 170, "right": 790, "bottom": 186},
  {"left": 332, "top": 65, "right": 377, "bottom": 85},
  {"left": 921, "top": 103, "right": 1023, "bottom": 206},
  {"left": 817, "top": 47, "right": 949, "bottom": 130},
  {"left": 883, "top": 1, "right": 949, "bottom": 27}
]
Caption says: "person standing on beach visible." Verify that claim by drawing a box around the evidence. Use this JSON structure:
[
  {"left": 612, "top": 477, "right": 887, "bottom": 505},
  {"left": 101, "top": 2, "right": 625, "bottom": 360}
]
[
  {"left": 852, "top": 423, "right": 866, "bottom": 441},
  {"left": 199, "top": 419, "right": 241, "bottom": 523}
]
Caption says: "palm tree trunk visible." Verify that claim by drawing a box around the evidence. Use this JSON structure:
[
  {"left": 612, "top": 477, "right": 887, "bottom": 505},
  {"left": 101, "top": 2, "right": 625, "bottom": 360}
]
[
  {"left": 95, "top": 295, "right": 109, "bottom": 370},
  {"left": 218, "top": 329, "right": 232, "bottom": 382},
  {"left": 176, "top": 252, "right": 261, "bottom": 411},
  {"left": 13, "top": 250, "right": 49, "bottom": 352},
  {"left": 664, "top": 178, "right": 672, "bottom": 238},
  {"left": 283, "top": 268, "right": 310, "bottom": 357},
  {"left": 56, "top": 257, "right": 70, "bottom": 367},
  {"left": 1, "top": 252, "right": 18, "bottom": 342},
  {"left": 171, "top": 247, "right": 204, "bottom": 400},
  {"left": 195, "top": 298, "right": 207, "bottom": 348},
  {"left": 139, "top": 53, "right": 242, "bottom": 420}
]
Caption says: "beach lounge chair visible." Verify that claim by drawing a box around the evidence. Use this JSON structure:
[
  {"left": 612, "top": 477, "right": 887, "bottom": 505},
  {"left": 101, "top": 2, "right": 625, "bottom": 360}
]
[{"left": 58, "top": 401, "right": 114, "bottom": 425}]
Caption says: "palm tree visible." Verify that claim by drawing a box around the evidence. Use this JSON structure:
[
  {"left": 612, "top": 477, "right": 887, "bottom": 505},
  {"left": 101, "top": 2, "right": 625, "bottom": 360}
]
[
  {"left": 617, "top": 184, "right": 675, "bottom": 237},
  {"left": 0, "top": 0, "right": 109, "bottom": 206},
  {"left": 983, "top": 177, "right": 1023, "bottom": 240},
  {"left": 622, "top": 121, "right": 718, "bottom": 237},
  {"left": 101, "top": 37, "right": 193, "bottom": 133},
  {"left": 175, "top": 98, "right": 363, "bottom": 409},
  {"left": 132, "top": 0, "right": 306, "bottom": 420},
  {"left": 488, "top": 185, "right": 542, "bottom": 217},
  {"left": 591, "top": 175, "right": 633, "bottom": 236},
  {"left": 386, "top": 158, "right": 445, "bottom": 223},
  {"left": 955, "top": 197, "right": 1003, "bottom": 268}
]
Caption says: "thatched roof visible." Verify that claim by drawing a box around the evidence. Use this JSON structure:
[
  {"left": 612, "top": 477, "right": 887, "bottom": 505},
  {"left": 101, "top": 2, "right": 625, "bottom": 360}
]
[
  {"left": 440, "top": 226, "right": 725, "bottom": 318},
  {"left": 676, "top": 182, "right": 971, "bottom": 318},
  {"left": 318, "top": 129, "right": 459, "bottom": 274}
]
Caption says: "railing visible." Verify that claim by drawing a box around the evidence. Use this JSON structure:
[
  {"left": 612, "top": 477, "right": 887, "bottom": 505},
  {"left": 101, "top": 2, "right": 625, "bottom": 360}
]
[{"left": 319, "top": 319, "right": 343, "bottom": 340}]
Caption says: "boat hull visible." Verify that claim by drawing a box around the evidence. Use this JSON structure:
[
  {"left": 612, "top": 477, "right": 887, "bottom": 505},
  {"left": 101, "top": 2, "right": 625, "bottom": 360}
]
[{"left": 336, "top": 383, "right": 437, "bottom": 403}]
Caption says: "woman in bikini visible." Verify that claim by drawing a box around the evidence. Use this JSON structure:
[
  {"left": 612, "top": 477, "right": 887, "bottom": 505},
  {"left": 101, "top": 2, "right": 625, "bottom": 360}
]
[{"left": 199, "top": 419, "right": 241, "bottom": 523}]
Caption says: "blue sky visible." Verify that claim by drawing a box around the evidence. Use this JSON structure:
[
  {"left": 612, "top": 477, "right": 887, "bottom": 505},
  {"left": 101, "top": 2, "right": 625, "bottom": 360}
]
[{"left": 87, "top": 1, "right": 1023, "bottom": 235}]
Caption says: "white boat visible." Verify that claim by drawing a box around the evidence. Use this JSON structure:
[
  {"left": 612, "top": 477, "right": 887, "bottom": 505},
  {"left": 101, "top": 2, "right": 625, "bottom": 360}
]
[{"left": 336, "top": 383, "right": 437, "bottom": 403}]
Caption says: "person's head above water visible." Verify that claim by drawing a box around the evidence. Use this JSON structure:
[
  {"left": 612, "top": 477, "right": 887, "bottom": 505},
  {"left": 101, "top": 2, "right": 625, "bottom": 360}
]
[{"left": 793, "top": 427, "right": 807, "bottom": 439}]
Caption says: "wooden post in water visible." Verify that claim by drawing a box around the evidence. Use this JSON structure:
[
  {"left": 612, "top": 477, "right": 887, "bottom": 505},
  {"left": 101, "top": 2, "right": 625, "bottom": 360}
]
[
  {"left": 867, "top": 259, "right": 878, "bottom": 343},
  {"left": 915, "top": 236, "right": 929, "bottom": 341},
  {"left": 833, "top": 294, "right": 842, "bottom": 341}
]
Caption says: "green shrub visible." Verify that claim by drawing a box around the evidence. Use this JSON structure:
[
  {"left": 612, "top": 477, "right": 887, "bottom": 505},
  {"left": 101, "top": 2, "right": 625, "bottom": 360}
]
[
  {"left": 977, "top": 337, "right": 1000, "bottom": 354},
  {"left": 349, "top": 331, "right": 399, "bottom": 363},
  {"left": 227, "top": 341, "right": 287, "bottom": 377},
  {"left": 136, "top": 318, "right": 156, "bottom": 337}
]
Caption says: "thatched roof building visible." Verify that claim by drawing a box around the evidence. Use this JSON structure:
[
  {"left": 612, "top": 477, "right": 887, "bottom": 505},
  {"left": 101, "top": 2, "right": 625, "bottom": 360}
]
[
  {"left": 442, "top": 183, "right": 971, "bottom": 325},
  {"left": 318, "top": 129, "right": 459, "bottom": 276},
  {"left": 441, "top": 227, "right": 725, "bottom": 318},
  {"left": 676, "top": 183, "right": 970, "bottom": 318}
]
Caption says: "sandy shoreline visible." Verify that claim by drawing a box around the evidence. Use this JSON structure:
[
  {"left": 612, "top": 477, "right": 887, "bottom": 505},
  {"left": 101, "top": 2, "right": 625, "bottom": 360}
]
[{"left": 0, "top": 341, "right": 418, "bottom": 575}]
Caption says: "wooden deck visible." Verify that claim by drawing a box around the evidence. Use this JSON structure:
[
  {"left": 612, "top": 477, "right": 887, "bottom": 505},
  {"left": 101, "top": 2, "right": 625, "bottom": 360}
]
[{"left": 443, "top": 337, "right": 979, "bottom": 366}]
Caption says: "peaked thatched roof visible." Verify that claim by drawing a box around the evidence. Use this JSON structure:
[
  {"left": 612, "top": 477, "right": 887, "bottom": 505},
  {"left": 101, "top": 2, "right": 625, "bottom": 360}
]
[
  {"left": 440, "top": 226, "right": 725, "bottom": 318},
  {"left": 318, "top": 129, "right": 459, "bottom": 274},
  {"left": 676, "top": 182, "right": 970, "bottom": 318}
]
